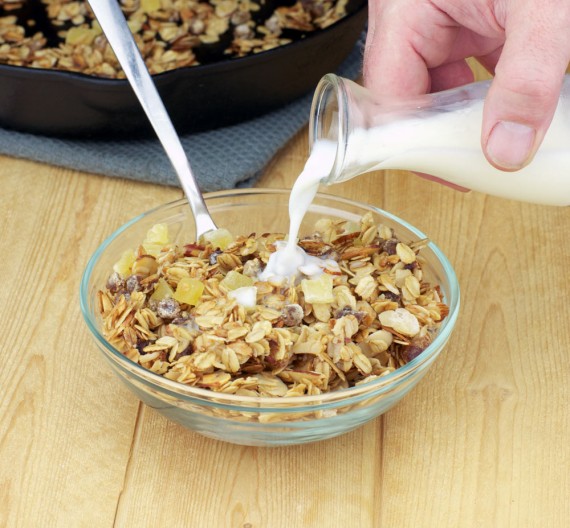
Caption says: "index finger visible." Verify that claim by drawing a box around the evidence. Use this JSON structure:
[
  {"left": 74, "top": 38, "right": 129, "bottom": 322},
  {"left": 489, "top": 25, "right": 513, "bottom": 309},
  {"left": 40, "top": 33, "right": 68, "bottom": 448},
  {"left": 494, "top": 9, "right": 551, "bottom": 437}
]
[{"left": 363, "top": 0, "right": 457, "bottom": 95}]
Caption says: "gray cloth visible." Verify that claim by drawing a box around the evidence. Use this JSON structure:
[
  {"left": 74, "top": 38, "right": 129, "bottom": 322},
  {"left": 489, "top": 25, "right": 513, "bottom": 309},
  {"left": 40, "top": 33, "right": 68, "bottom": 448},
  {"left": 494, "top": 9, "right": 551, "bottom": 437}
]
[{"left": 0, "top": 36, "right": 364, "bottom": 191}]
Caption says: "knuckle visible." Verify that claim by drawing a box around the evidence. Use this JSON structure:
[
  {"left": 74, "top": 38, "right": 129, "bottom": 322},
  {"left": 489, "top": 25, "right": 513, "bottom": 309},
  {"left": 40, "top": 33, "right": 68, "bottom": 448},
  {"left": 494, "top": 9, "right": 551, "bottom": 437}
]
[
  {"left": 492, "top": 67, "right": 562, "bottom": 121},
  {"left": 501, "top": 74, "right": 558, "bottom": 105}
]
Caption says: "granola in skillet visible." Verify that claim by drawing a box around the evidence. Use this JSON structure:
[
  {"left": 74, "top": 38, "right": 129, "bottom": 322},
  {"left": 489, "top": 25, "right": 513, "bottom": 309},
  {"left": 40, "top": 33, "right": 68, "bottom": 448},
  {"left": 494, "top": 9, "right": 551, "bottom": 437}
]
[
  {"left": 0, "top": 0, "right": 348, "bottom": 77},
  {"left": 97, "top": 213, "right": 449, "bottom": 397}
]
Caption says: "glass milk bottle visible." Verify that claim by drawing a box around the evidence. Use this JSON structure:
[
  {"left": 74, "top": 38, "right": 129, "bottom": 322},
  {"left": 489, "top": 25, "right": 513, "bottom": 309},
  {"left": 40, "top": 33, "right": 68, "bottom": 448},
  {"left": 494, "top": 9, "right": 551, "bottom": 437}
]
[{"left": 309, "top": 74, "right": 570, "bottom": 206}]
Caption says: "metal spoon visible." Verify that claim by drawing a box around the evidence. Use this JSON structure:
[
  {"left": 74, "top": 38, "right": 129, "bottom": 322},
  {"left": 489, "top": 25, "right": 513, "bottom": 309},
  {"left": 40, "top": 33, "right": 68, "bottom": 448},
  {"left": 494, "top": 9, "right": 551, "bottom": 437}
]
[{"left": 87, "top": 0, "right": 217, "bottom": 239}]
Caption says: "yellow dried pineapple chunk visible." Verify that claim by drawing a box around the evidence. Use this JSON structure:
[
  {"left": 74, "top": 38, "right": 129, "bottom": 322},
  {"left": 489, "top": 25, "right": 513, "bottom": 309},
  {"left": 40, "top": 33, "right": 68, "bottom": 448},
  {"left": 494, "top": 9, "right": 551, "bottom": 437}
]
[
  {"left": 173, "top": 278, "right": 204, "bottom": 306},
  {"left": 150, "top": 278, "right": 174, "bottom": 301},
  {"left": 145, "top": 223, "right": 170, "bottom": 244},
  {"left": 201, "top": 228, "right": 234, "bottom": 250},
  {"left": 220, "top": 270, "right": 254, "bottom": 291},
  {"left": 113, "top": 249, "right": 136, "bottom": 277},
  {"left": 143, "top": 223, "right": 170, "bottom": 256},
  {"left": 301, "top": 273, "right": 334, "bottom": 304}
]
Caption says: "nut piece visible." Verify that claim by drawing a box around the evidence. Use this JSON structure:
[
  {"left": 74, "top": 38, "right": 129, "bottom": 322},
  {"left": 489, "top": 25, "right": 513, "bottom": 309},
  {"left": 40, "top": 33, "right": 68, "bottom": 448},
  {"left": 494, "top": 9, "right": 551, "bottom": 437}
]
[
  {"left": 131, "top": 255, "right": 158, "bottom": 277},
  {"left": 378, "top": 308, "right": 420, "bottom": 337}
]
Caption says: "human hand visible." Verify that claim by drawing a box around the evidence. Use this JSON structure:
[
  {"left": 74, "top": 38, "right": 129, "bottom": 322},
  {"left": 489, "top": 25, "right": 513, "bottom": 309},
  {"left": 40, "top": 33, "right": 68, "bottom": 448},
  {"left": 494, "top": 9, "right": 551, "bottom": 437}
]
[{"left": 363, "top": 0, "right": 570, "bottom": 171}]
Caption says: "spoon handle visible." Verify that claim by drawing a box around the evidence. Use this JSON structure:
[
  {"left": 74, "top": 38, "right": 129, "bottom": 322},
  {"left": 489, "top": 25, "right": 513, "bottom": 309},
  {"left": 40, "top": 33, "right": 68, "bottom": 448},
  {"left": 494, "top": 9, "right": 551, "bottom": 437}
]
[{"left": 87, "top": 0, "right": 217, "bottom": 237}]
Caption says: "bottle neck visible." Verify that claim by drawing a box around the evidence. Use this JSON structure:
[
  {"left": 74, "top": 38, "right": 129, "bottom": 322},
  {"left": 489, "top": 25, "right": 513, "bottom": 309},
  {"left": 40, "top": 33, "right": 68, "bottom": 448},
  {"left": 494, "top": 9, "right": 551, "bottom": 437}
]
[
  {"left": 309, "top": 74, "right": 350, "bottom": 185},
  {"left": 309, "top": 74, "right": 495, "bottom": 186},
  {"left": 310, "top": 74, "right": 402, "bottom": 185}
]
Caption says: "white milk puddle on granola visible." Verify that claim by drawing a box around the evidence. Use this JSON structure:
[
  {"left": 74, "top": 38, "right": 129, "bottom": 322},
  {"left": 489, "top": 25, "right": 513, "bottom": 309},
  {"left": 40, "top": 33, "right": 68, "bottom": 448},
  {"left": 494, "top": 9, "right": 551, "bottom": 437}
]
[{"left": 259, "top": 140, "right": 339, "bottom": 284}]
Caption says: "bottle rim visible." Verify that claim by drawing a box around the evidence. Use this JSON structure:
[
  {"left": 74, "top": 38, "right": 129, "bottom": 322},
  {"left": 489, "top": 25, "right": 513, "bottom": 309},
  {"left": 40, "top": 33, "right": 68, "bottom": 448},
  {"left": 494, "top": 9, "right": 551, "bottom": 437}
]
[{"left": 309, "top": 73, "right": 348, "bottom": 185}]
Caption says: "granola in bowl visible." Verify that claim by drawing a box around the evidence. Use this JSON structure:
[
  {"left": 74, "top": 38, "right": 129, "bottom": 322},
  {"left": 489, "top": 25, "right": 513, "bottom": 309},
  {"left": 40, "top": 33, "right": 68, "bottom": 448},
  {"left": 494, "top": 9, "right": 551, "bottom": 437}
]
[
  {"left": 97, "top": 212, "right": 450, "bottom": 398},
  {"left": 81, "top": 190, "right": 460, "bottom": 445}
]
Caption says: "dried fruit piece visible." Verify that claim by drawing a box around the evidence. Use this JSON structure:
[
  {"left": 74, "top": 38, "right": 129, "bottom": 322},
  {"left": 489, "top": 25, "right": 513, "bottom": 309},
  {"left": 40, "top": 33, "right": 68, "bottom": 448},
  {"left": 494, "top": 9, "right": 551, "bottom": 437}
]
[
  {"left": 220, "top": 270, "right": 254, "bottom": 291},
  {"left": 155, "top": 298, "right": 181, "bottom": 319},
  {"left": 403, "top": 345, "right": 424, "bottom": 363},
  {"left": 126, "top": 275, "right": 141, "bottom": 293},
  {"left": 201, "top": 228, "right": 234, "bottom": 250},
  {"left": 301, "top": 273, "right": 334, "bottom": 304},
  {"left": 281, "top": 303, "right": 304, "bottom": 326},
  {"left": 106, "top": 272, "right": 125, "bottom": 293},
  {"left": 143, "top": 223, "right": 170, "bottom": 256},
  {"left": 113, "top": 249, "right": 136, "bottom": 276},
  {"left": 173, "top": 277, "right": 204, "bottom": 305},
  {"left": 150, "top": 277, "right": 174, "bottom": 301}
]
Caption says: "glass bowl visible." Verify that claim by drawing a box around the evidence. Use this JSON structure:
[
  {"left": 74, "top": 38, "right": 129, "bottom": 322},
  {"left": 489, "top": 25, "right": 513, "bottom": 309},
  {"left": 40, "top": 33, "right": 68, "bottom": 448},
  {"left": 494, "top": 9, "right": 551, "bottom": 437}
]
[{"left": 80, "top": 189, "right": 460, "bottom": 446}]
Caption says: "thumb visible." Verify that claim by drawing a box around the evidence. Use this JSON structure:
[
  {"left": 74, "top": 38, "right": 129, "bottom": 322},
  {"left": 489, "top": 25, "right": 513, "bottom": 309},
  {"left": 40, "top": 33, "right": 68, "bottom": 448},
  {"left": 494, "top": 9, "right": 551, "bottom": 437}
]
[{"left": 482, "top": 1, "right": 570, "bottom": 171}]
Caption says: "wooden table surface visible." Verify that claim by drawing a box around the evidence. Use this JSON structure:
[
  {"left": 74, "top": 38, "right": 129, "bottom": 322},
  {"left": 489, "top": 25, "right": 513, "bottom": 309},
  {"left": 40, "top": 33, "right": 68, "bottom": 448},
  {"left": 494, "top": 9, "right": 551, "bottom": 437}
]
[{"left": 1, "top": 64, "right": 569, "bottom": 528}]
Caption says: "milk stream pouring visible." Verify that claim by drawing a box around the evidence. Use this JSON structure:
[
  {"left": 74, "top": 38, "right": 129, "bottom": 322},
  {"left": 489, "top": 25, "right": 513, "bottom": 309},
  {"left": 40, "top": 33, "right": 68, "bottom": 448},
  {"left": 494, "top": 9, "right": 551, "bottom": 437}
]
[
  {"left": 309, "top": 74, "right": 570, "bottom": 206},
  {"left": 263, "top": 76, "right": 570, "bottom": 283}
]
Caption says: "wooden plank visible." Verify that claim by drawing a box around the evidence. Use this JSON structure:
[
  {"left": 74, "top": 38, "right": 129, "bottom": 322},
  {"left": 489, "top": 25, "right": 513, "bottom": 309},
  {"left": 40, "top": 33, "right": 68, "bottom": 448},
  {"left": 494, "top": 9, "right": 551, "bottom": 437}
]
[
  {"left": 374, "top": 55, "right": 570, "bottom": 524},
  {"left": 1, "top": 56, "right": 570, "bottom": 527},
  {"left": 0, "top": 159, "right": 179, "bottom": 527},
  {"left": 114, "top": 407, "right": 383, "bottom": 527}
]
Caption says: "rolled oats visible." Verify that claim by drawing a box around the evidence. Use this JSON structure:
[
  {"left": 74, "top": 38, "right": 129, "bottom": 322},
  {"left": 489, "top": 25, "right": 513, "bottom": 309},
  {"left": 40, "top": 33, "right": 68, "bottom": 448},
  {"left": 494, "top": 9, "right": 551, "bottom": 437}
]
[
  {"left": 98, "top": 213, "right": 449, "bottom": 398},
  {"left": 0, "top": 0, "right": 349, "bottom": 77}
]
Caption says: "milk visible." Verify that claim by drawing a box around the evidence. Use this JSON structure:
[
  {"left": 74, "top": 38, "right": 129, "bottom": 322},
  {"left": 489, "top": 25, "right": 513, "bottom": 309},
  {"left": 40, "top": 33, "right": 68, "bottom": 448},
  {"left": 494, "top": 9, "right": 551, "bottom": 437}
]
[
  {"left": 263, "top": 90, "right": 570, "bottom": 281},
  {"left": 339, "top": 98, "right": 570, "bottom": 206},
  {"left": 260, "top": 140, "right": 337, "bottom": 282}
]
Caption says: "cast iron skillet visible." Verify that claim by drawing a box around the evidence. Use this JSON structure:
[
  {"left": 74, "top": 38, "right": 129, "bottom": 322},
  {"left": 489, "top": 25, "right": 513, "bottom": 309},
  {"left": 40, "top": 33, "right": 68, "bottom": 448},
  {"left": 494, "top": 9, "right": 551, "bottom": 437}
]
[{"left": 0, "top": 0, "right": 367, "bottom": 137}]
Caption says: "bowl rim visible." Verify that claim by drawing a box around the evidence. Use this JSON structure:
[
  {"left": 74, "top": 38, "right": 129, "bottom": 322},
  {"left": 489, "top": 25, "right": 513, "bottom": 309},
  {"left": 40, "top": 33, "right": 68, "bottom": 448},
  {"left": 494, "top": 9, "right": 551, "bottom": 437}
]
[{"left": 80, "top": 188, "right": 460, "bottom": 408}]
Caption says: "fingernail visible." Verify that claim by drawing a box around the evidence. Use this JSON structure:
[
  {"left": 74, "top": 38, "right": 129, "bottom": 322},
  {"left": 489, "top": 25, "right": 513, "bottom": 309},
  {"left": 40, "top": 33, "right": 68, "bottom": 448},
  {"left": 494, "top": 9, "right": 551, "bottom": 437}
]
[{"left": 486, "top": 121, "right": 536, "bottom": 170}]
